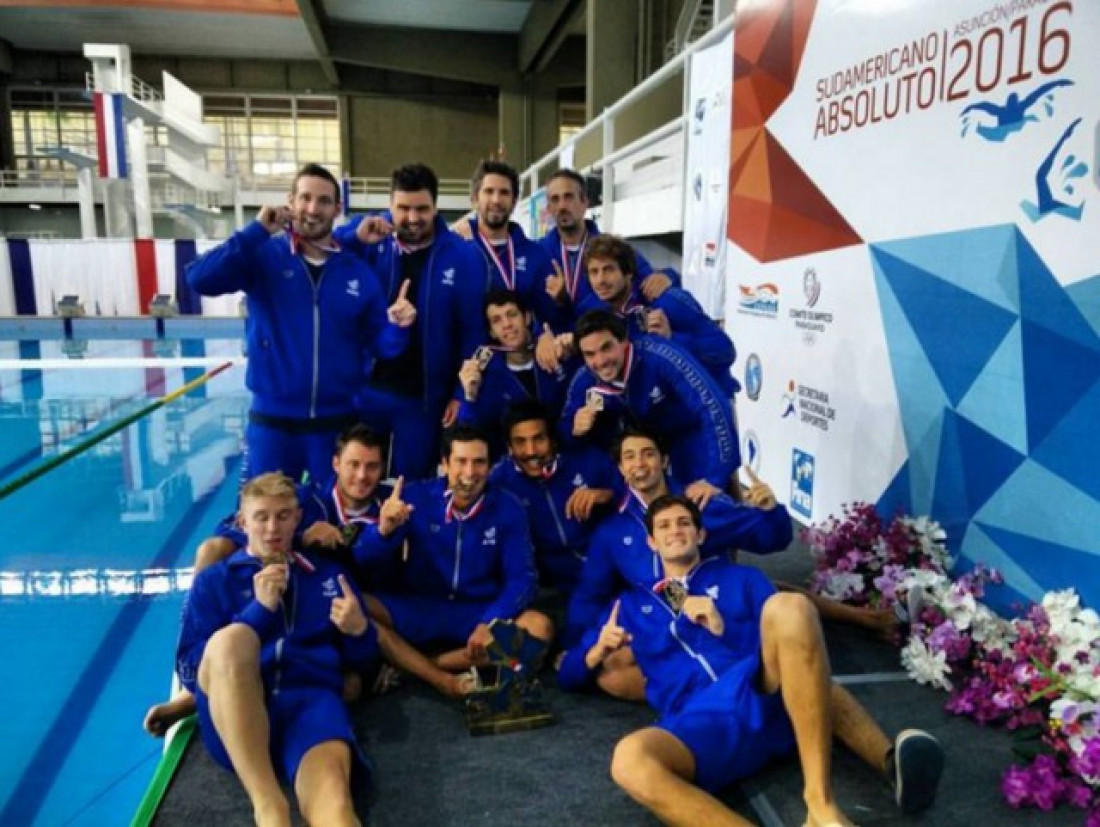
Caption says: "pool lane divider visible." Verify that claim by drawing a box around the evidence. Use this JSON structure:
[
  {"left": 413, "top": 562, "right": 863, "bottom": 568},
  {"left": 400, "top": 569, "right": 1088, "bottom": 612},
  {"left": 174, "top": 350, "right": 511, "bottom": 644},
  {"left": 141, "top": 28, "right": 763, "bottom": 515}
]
[
  {"left": 129, "top": 715, "right": 197, "bottom": 827},
  {"left": 0, "top": 360, "right": 234, "bottom": 501}
]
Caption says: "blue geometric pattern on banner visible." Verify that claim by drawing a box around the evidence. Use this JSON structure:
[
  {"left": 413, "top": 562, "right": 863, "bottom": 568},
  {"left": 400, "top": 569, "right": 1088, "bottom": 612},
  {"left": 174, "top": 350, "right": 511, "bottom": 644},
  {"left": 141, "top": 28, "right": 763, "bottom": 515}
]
[
  {"left": 979, "top": 523, "right": 1100, "bottom": 606},
  {"left": 1029, "top": 377, "right": 1100, "bottom": 500},
  {"left": 1065, "top": 273, "right": 1100, "bottom": 337},
  {"left": 867, "top": 224, "right": 1019, "bottom": 311},
  {"left": 956, "top": 323, "right": 1027, "bottom": 454},
  {"left": 1021, "top": 319, "right": 1100, "bottom": 451},
  {"left": 975, "top": 458, "right": 1100, "bottom": 560},
  {"left": 873, "top": 225, "right": 1100, "bottom": 612},
  {"left": 876, "top": 459, "right": 912, "bottom": 521},
  {"left": 961, "top": 522, "right": 1043, "bottom": 608},
  {"left": 874, "top": 247, "right": 1017, "bottom": 406},
  {"left": 1017, "top": 234, "right": 1100, "bottom": 352}
]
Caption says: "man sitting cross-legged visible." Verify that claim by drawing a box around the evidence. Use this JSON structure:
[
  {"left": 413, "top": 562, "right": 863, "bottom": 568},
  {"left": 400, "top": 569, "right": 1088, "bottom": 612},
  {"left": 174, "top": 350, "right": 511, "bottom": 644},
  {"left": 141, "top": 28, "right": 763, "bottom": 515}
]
[
  {"left": 175, "top": 472, "right": 377, "bottom": 827},
  {"left": 561, "top": 494, "right": 945, "bottom": 826},
  {"left": 361, "top": 424, "right": 555, "bottom": 670}
]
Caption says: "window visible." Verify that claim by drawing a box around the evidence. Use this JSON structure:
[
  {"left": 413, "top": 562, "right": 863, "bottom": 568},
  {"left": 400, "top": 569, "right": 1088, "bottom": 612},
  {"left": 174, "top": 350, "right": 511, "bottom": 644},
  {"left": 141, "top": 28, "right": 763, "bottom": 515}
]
[
  {"left": 10, "top": 88, "right": 96, "bottom": 181},
  {"left": 202, "top": 94, "right": 341, "bottom": 185}
]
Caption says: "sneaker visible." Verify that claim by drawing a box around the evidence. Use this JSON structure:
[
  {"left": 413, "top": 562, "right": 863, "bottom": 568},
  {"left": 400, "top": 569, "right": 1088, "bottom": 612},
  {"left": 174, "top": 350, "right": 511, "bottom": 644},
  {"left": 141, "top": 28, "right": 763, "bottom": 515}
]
[{"left": 889, "top": 729, "right": 944, "bottom": 814}]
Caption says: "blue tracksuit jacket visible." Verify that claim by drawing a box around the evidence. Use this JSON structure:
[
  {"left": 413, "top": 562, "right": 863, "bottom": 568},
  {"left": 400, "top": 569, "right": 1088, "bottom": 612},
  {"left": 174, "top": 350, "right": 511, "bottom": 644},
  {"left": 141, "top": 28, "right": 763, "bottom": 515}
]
[
  {"left": 559, "top": 556, "right": 776, "bottom": 716},
  {"left": 489, "top": 448, "right": 619, "bottom": 591},
  {"left": 465, "top": 218, "right": 568, "bottom": 330},
  {"left": 176, "top": 549, "right": 380, "bottom": 697},
  {"left": 575, "top": 281, "right": 739, "bottom": 397},
  {"left": 335, "top": 214, "right": 486, "bottom": 409},
  {"left": 455, "top": 349, "right": 577, "bottom": 456},
  {"left": 537, "top": 219, "right": 654, "bottom": 311},
  {"left": 357, "top": 477, "right": 538, "bottom": 625},
  {"left": 566, "top": 480, "right": 792, "bottom": 637},
  {"left": 186, "top": 220, "right": 407, "bottom": 419},
  {"left": 560, "top": 335, "right": 740, "bottom": 487}
]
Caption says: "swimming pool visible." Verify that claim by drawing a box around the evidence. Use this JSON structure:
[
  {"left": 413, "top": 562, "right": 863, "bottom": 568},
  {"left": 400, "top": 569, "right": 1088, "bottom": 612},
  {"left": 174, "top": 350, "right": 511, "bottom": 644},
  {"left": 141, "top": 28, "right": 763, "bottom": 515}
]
[{"left": 0, "top": 329, "right": 247, "bottom": 826}]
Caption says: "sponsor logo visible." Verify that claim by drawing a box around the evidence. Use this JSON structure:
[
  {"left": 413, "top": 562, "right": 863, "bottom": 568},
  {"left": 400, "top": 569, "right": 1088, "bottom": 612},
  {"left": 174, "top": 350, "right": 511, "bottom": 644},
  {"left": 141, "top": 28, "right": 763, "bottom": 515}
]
[
  {"left": 693, "top": 97, "right": 707, "bottom": 134},
  {"left": 442, "top": 268, "right": 455, "bottom": 286},
  {"left": 803, "top": 268, "right": 820, "bottom": 307},
  {"left": 790, "top": 449, "right": 815, "bottom": 519},
  {"left": 744, "top": 353, "right": 762, "bottom": 401},
  {"left": 572, "top": 473, "right": 585, "bottom": 487},
  {"left": 703, "top": 241, "right": 717, "bottom": 268},
  {"left": 736, "top": 283, "right": 780, "bottom": 318},
  {"left": 517, "top": 256, "right": 526, "bottom": 271},
  {"left": 321, "top": 577, "right": 339, "bottom": 598},
  {"left": 641, "top": 604, "right": 653, "bottom": 614},
  {"left": 706, "top": 585, "right": 720, "bottom": 600},
  {"left": 649, "top": 385, "right": 665, "bottom": 404},
  {"left": 781, "top": 380, "right": 797, "bottom": 418},
  {"left": 346, "top": 278, "right": 360, "bottom": 298},
  {"left": 483, "top": 526, "right": 497, "bottom": 546},
  {"left": 742, "top": 429, "right": 761, "bottom": 474},
  {"left": 623, "top": 536, "right": 633, "bottom": 546}
]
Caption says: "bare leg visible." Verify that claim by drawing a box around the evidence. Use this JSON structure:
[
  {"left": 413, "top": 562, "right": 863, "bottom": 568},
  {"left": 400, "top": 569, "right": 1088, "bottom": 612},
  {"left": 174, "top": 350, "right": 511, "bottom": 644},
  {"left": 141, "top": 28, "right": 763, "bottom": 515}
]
[
  {"left": 759, "top": 592, "right": 854, "bottom": 827},
  {"left": 144, "top": 689, "right": 196, "bottom": 737},
  {"left": 198, "top": 624, "right": 290, "bottom": 827},
  {"left": 434, "top": 610, "right": 556, "bottom": 672},
  {"left": 597, "top": 647, "right": 646, "bottom": 701},
  {"left": 611, "top": 727, "right": 751, "bottom": 826},
  {"left": 375, "top": 625, "right": 473, "bottom": 698},
  {"left": 830, "top": 683, "right": 890, "bottom": 772},
  {"left": 294, "top": 740, "right": 359, "bottom": 827},
  {"left": 776, "top": 581, "right": 898, "bottom": 642}
]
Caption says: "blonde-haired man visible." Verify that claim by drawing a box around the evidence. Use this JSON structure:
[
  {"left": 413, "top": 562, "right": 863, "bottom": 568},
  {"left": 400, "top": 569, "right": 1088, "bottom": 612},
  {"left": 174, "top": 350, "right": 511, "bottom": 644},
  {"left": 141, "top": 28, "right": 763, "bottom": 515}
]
[{"left": 175, "top": 472, "right": 376, "bottom": 827}]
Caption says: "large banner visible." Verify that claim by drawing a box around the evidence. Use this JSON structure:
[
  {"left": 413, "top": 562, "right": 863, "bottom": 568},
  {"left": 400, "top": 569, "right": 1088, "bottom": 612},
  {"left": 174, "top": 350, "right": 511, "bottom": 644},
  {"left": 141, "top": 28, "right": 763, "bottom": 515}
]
[
  {"left": 726, "top": 0, "right": 1100, "bottom": 608},
  {"left": 682, "top": 32, "right": 734, "bottom": 317}
]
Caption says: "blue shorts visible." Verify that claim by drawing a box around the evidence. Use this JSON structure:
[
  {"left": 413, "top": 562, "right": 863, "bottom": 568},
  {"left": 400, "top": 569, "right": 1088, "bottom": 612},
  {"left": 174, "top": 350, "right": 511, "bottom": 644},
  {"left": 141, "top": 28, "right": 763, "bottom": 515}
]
[
  {"left": 374, "top": 593, "right": 490, "bottom": 648},
  {"left": 657, "top": 653, "right": 796, "bottom": 792},
  {"left": 196, "top": 686, "right": 366, "bottom": 783}
]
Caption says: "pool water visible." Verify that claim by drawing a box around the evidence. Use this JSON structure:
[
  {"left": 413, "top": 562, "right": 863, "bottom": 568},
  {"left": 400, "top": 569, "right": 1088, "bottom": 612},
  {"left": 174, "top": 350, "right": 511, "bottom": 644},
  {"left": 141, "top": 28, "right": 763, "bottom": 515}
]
[{"left": 0, "top": 335, "right": 248, "bottom": 826}]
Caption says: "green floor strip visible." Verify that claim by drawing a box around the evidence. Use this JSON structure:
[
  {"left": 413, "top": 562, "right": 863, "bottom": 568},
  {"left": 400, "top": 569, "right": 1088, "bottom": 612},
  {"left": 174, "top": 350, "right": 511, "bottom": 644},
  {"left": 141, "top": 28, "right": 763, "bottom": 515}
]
[{"left": 129, "top": 715, "right": 197, "bottom": 827}]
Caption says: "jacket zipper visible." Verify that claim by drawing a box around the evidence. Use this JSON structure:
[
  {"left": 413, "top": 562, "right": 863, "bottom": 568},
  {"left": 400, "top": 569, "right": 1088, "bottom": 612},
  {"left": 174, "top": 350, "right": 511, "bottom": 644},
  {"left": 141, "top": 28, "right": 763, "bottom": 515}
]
[{"left": 451, "top": 522, "right": 463, "bottom": 598}]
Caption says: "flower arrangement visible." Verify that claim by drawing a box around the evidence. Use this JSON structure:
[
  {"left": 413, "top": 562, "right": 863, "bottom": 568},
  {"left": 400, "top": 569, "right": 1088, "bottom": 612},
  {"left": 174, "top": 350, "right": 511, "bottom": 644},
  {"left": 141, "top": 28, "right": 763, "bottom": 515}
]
[{"left": 805, "top": 503, "right": 1100, "bottom": 823}]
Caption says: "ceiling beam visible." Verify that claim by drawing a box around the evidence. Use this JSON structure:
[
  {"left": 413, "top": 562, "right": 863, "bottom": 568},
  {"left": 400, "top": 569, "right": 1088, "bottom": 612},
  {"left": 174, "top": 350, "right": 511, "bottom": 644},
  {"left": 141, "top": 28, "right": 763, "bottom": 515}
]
[
  {"left": 326, "top": 24, "right": 520, "bottom": 89},
  {"left": 518, "top": 0, "right": 584, "bottom": 75},
  {"left": 294, "top": 0, "right": 338, "bottom": 86}
]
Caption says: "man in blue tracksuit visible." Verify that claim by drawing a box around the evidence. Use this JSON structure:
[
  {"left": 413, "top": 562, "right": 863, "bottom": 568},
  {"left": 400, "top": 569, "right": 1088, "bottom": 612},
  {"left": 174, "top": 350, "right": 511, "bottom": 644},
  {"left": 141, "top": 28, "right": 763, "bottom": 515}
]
[
  {"left": 566, "top": 428, "right": 791, "bottom": 680},
  {"left": 334, "top": 163, "right": 486, "bottom": 478},
  {"left": 357, "top": 425, "right": 554, "bottom": 671},
  {"left": 578, "top": 233, "right": 739, "bottom": 399},
  {"left": 461, "top": 159, "right": 566, "bottom": 332},
  {"left": 562, "top": 310, "right": 740, "bottom": 491},
  {"left": 454, "top": 289, "right": 576, "bottom": 458},
  {"left": 175, "top": 472, "right": 379, "bottom": 826},
  {"left": 186, "top": 163, "right": 415, "bottom": 486},
  {"left": 489, "top": 400, "right": 619, "bottom": 600},
  {"left": 559, "top": 494, "right": 944, "bottom": 825}
]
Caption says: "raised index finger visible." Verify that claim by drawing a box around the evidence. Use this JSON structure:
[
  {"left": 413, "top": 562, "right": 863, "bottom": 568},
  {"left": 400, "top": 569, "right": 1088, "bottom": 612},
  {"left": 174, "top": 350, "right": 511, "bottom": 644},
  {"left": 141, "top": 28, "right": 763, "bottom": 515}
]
[
  {"left": 608, "top": 599, "right": 621, "bottom": 627},
  {"left": 743, "top": 465, "right": 762, "bottom": 484},
  {"left": 390, "top": 475, "right": 405, "bottom": 500},
  {"left": 397, "top": 279, "right": 411, "bottom": 302},
  {"left": 338, "top": 573, "right": 355, "bottom": 598}
]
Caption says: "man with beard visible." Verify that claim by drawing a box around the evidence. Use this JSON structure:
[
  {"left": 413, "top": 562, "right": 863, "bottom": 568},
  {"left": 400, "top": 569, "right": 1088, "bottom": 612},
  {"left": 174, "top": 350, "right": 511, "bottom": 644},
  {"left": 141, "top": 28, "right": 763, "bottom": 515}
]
[
  {"left": 489, "top": 400, "right": 618, "bottom": 603},
  {"left": 335, "top": 163, "right": 485, "bottom": 478},
  {"left": 187, "top": 164, "right": 416, "bottom": 486},
  {"left": 454, "top": 289, "right": 575, "bottom": 458},
  {"left": 359, "top": 425, "right": 554, "bottom": 671}
]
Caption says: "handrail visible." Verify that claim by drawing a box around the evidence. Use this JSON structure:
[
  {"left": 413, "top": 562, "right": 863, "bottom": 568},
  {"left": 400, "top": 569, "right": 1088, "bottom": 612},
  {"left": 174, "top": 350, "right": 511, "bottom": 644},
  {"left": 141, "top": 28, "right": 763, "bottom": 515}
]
[
  {"left": 673, "top": 0, "right": 707, "bottom": 54},
  {"left": 520, "top": 10, "right": 735, "bottom": 194}
]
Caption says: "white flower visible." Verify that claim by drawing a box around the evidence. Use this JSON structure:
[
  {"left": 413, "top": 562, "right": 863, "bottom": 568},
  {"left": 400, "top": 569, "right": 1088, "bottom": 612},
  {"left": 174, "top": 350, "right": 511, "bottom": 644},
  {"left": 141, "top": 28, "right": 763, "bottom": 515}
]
[
  {"left": 820, "top": 571, "right": 865, "bottom": 602},
  {"left": 901, "top": 636, "right": 953, "bottom": 691}
]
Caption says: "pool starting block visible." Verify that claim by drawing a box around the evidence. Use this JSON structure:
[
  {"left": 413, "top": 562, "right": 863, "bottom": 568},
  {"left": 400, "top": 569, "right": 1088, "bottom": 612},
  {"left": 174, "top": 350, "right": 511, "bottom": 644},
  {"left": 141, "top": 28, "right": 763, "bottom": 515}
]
[{"left": 464, "top": 619, "right": 553, "bottom": 736}]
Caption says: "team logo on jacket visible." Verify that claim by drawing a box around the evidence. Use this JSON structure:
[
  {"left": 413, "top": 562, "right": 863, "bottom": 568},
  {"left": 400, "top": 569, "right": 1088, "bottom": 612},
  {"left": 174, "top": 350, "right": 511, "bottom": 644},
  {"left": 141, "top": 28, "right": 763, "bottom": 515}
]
[
  {"left": 322, "top": 577, "right": 339, "bottom": 598},
  {"left": 649, "top": 386, "right": 665, "bottom": 404},
  {"left": 442, "top": 268, "right": 455, "bottom": 286},
  {"left": 641, "top": 604, "right": 653, "bottom": 614},
  {"left": 483, "top": 527, "right": 497, "bottom": 546},
  {"left": 706, "top": 585, "right": 720, "bottom": 600},
  {"left": 572, "top": 473, "right": 585, "bottom": 487},
  {"left": 623, "top": 536, "right": 633, "bottom": 546},
  {"left": 346, "top": 279, "right": 360, "bottom": 298},
  {"left": 517, "top": 256, "right": 526, "bottom": 271}
]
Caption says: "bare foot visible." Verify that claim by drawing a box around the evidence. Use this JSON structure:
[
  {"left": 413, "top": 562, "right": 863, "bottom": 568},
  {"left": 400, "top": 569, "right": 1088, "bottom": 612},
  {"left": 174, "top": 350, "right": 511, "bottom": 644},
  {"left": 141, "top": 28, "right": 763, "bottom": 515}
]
[
  {"left": 143, "top": 692, "right": 196, "bottom": 737},
  {"left": 804, "top": 806, "right": 858, "bottom": 827}
]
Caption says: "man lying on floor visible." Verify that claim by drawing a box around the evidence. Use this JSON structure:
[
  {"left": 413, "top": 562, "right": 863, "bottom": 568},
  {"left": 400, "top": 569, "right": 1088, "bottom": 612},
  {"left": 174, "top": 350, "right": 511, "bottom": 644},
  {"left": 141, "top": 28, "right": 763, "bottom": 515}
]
[
  {"left": 559, "top": 494, "right": 945, "bottom": 827},
  {"left": 174, "top": 472, "right": 376, "bottom": 827}
]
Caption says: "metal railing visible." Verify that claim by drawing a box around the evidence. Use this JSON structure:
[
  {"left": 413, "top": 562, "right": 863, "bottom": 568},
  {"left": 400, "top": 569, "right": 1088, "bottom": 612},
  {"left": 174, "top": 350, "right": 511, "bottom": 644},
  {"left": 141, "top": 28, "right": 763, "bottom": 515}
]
[{"left": 84, "top": 70, "right": 163, "bottom": 105}]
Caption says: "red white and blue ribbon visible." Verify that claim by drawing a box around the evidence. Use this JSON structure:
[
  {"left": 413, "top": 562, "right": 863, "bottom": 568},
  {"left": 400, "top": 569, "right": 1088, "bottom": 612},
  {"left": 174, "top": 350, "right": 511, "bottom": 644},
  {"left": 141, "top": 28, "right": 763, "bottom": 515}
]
[
  {"left": 560, "top": 230, "right": 588, "bottom": 301},
  {"left": 444, "top": 489, "right": 487, "bottom": 523},
  {"left": 479, "top": 232, "right": 516, "bottom": 291},
  {"left": 93, "top": 92, "right": 128, "bottom": 179}
]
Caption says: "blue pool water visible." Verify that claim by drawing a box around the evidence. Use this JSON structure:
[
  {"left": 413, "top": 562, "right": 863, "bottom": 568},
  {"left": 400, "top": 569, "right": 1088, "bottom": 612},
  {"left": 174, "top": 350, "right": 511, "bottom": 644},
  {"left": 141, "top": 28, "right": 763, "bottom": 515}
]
[{"left": 0, "top": 332, "right": 248, "bottom": 826}]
